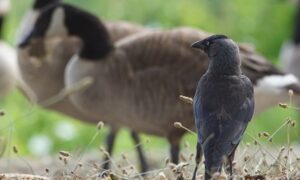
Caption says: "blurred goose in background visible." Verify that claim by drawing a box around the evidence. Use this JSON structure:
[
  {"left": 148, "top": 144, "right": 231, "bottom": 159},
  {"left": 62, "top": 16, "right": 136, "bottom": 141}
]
[
  {"left": 0, "top": 10, "right": 16, "bottom": 97},
  {"left": 0, "top": 0, "right": 28, "bottom": 98},
  {"left": 19, "top": 2, "right": 300, "bottom": 166},
  {"left": 17, "top": 0, "right": 149, "bottom": 172},
  {"left": 280, "top": 3, "right": 300, "bottom": 92}
]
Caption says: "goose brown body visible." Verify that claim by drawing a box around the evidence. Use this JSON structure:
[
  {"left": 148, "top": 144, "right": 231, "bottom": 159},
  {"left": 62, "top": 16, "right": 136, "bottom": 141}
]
[
  {"left": 67, "top": 27, "right": 296, "bottom": 137},
  {"left": 18, "top": 21, "right": 147, "bottom": 121},
  {"left": 66, "top": 28, "right": 206, "bottom": 136}
]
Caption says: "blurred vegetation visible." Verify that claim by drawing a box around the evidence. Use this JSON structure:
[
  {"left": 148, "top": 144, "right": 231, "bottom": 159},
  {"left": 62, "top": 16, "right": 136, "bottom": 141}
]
[{"left": 0, "top": 0, "right": 299, "bottom": 157}]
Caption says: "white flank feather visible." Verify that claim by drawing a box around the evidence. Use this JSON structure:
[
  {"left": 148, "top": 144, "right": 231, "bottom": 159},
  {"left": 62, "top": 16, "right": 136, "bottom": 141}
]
[{"left": 256, "top": 74, "right": 298, "bottom": 90}]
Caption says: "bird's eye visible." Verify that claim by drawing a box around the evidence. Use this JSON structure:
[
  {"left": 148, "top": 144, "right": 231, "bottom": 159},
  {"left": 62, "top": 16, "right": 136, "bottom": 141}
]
[{"left": 206, "top": 41, "right": 210, "bottom": 46}]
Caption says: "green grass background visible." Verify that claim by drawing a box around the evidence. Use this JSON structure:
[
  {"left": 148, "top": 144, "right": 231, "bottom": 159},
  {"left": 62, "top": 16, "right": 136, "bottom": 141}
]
[{"left": 0, "top": 0, "right": 299, "bottom": 157}]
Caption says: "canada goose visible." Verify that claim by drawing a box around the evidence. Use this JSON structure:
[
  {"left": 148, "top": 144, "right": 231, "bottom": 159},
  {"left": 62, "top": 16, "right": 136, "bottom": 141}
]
[
  {"left": 17, "top": 0, "right": 149, "bottom": 172},
  {"left": 280, "top": 3, "right": 300, "bottom": 88},
  {"left": 19, "top": 3, "right": 300, "bottom": 165}
]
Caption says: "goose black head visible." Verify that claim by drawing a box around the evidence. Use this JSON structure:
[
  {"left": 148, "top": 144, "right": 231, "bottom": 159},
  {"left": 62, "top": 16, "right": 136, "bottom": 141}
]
[
  {"left": 19, "top": 3, "right": 112, "bottom": 60},
  {"left": 33, "top": 0, "right": 61, "bottom": 10}
]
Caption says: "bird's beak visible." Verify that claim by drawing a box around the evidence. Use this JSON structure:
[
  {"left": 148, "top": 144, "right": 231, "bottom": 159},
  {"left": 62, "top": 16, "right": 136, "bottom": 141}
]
[{"left": 191, "top": 40, "right": 207, "bottom": 50}]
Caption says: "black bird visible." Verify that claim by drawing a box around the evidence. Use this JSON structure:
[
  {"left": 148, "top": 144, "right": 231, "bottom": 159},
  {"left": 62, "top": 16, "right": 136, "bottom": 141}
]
[{"left": 191, "top": 35, "right": 255, "bottom": 179}]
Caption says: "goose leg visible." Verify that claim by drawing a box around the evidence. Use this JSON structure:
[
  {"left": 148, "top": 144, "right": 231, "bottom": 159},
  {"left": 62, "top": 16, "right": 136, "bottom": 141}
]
[
  {"left": 130, "top": 131, "right": 149, "bottom": 172},
  {"left": 102, "top": 126, "right": 118, "bottom": 170},
  {"left": 171, "top": 143, "right": 180, "bottom": 164},
  {"left": 192, "top": 142, "right": 202, "bottom": 180},
  {"left": 168, "top": 136, "right": 181, "bottom": 164}
]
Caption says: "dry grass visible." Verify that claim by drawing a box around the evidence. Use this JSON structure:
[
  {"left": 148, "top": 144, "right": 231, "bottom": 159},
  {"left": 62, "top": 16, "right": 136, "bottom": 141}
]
[{"left": 0, "top": 91, "right": 300, "bottom": 179}]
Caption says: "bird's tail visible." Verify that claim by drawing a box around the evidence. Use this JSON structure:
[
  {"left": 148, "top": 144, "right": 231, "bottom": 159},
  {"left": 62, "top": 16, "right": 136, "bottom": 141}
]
[
  {"left": 204, "top": 161, "right": 223, "bottom": 179},
  {"left": 204, "top": 145, "right": 224, "bottom": 179}
]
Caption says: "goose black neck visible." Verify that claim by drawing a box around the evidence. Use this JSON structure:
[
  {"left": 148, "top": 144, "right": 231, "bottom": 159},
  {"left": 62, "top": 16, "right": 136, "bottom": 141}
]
[
  {"left": 64, "top": 4, "right": 113, "bottom": 60},
  {"left": 33, "top": 0, "right": 60, "bottom": 10},
  {"left": 0, "top": 16, "right": 4, "bottom": 39},
  {"left": 294, "top": 4, "right": 300, "bottom": 44}
]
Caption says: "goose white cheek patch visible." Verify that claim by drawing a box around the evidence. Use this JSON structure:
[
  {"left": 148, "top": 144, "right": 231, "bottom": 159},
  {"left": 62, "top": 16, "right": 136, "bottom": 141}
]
[{"left": 46, "top": 7, "right": 68, "bottom": 37}]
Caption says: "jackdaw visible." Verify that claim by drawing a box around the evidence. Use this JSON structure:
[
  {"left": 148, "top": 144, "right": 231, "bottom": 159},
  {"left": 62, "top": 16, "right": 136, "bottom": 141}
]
[{"left": 191, "top": 35, "right": 255, "bottom": 179}]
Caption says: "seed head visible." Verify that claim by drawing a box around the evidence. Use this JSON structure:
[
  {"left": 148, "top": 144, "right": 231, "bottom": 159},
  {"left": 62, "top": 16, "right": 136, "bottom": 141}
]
[
  {"left": 97, "top": 121, "right": 104, "bottom": 130},
  {"left": 59, "top": 150, "right": 70, "bottom": 157},
  {"left": 291, "top": 121, "right": 296, "bottom": 127},
  {"left": 156, "top": 172, "right": 167, "bottom": 180},
  {"left": 288, "top": 89, "right": 294, "bottom": 97},
  {"left": 13, "top": 145, "right": 18, "bottom": 154},
  {"left": 174, "top": 122, "right": 183, "bottom": 128},
  {"left": 179, "top": 95, "right": 193, "bottom": 104},
  {"left": 279, "top": 103, "right": 288, "bottom": 109},
  {"left": 262, "top": 132, "right": 270, "bottom": 137}
]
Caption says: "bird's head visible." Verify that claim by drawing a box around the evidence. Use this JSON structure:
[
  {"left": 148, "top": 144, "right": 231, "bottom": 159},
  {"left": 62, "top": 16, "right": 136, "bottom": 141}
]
[
  {"left": 192, "top": 35, "right": 241, "bottom": 74},
  {"left": 191, "top": 34, "right": 236, "bottom": 55}
]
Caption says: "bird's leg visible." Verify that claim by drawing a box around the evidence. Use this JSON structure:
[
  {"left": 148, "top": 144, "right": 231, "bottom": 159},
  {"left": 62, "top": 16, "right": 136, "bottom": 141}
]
[
  {"left": 102, "top": 126, "right": 118, "bottom": 170},
  {"left": 192, "top": 142, "right": 202, "bottom": 180},
  {"left": 130, "top": 131, "right": 149, "bottom": 173},
  {"left": 226, "top": 156, "right": 233, "bottom": 180},
  {"left": 226, "top": 145, "right": 237, "bottom": 179}
]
